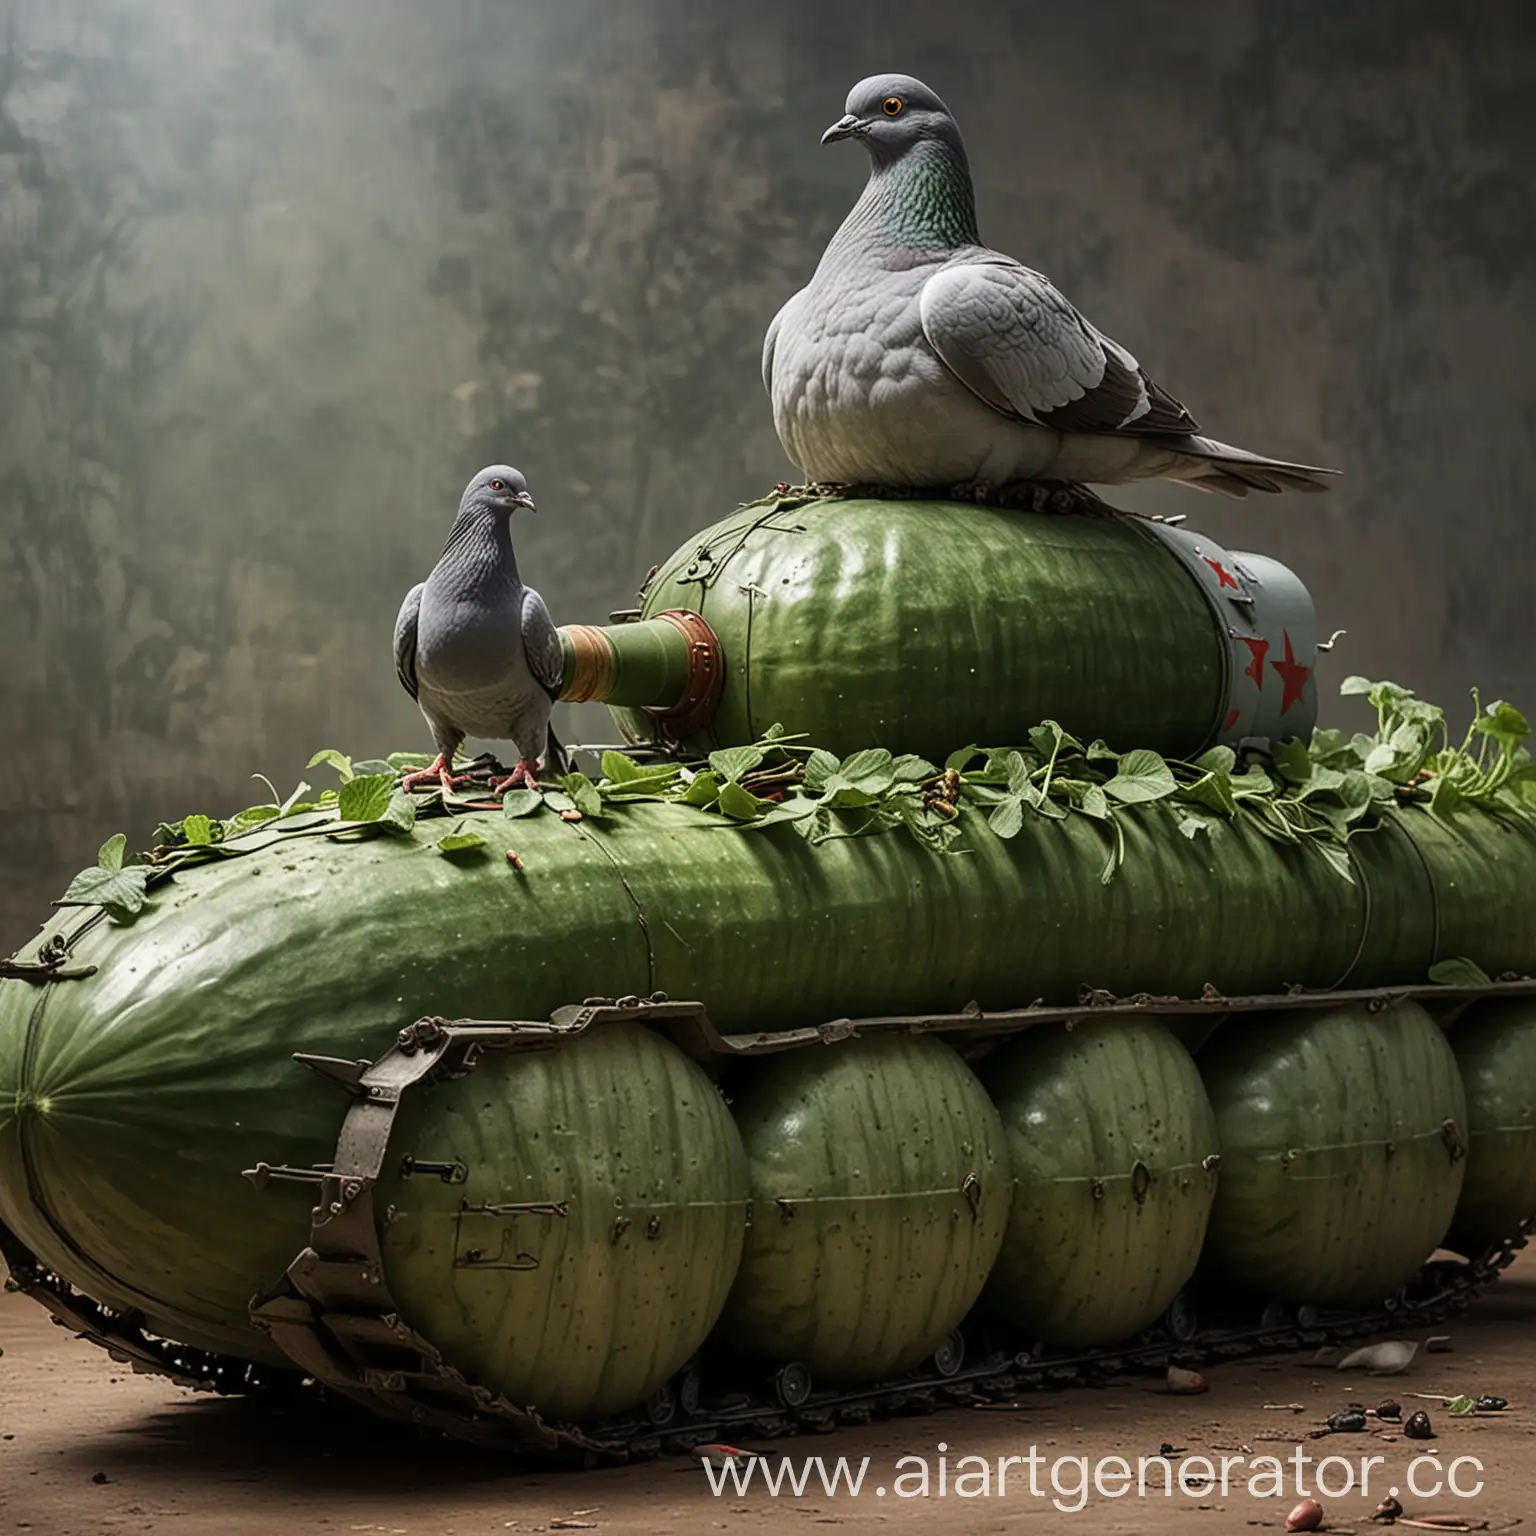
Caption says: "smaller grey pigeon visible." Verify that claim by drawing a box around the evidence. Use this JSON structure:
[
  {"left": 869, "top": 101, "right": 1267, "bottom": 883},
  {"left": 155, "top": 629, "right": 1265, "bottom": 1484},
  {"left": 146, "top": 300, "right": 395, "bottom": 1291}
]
[
  {"left": 764, "top": 73, "right": 1338, "bottom": 499},
  {"left": 394, "top": 465, "right": 566, "bottom": 796}
]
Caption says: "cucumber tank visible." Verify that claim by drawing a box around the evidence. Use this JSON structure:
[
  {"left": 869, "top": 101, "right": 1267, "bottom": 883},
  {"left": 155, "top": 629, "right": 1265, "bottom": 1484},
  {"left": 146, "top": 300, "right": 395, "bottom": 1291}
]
[{"left": 3, "top": 491, "right": 1535, "bottom": 1460}]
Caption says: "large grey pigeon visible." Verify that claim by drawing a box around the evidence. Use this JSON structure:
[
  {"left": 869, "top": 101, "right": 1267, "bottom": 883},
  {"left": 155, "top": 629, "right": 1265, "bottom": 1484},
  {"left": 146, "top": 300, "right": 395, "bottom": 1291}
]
[
  {"left": 394, "top": 465, "right": 566, "bottom": 796},
  {"left": 763, "top": 74, "right": 1337, "bottom": 499}
]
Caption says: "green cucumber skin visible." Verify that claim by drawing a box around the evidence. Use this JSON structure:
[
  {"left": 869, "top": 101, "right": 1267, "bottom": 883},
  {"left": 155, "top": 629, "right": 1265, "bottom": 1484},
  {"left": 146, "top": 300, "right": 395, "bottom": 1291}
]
[
  {"left": 718, "top": 1034, "right": 1011, "bottom": 1383},
  {"left": 1446, "top": 998, "right": 1536, "bottom": 1255},
  {"left": 2, "top": 794, "right": 1535, "bottom": 1377},
  {"left": 981, "top": 1020, "right": 1219, "bottom": 1348},
  {"left": 375, "top": 1022, "right": 750, "bottom": 1420},
  {"left": 609, "top": 499, "right": 1224, "bottom": 760},
  {"left": 0, "top": 814, "right": 649, "bottom": 1360},
  {"left": 1198, "top": 1001, "right": 1467, "bottom": 1305}
]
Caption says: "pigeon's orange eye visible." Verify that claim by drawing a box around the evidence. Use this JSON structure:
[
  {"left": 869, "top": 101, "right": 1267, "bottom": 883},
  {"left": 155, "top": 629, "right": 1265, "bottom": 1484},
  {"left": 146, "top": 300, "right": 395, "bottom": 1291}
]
[
  {"left": 882, "top": 96, "right": 903, "bottom": 116},
  {"left": 490, "top": 479, "right": 503, "bottom": 490}
]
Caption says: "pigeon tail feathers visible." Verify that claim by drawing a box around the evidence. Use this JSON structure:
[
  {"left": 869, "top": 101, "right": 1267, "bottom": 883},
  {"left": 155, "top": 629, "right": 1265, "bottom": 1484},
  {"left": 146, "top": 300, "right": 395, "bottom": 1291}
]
[{"left": 1169, "top": 436, "right": 1339, "bottom": 498}]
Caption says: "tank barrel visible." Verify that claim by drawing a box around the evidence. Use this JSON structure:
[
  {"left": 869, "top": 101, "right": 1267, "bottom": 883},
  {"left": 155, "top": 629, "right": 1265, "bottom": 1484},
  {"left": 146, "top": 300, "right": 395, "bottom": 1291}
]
[{"left": 558, "top": 611, "right": 723, "bottom": 736}]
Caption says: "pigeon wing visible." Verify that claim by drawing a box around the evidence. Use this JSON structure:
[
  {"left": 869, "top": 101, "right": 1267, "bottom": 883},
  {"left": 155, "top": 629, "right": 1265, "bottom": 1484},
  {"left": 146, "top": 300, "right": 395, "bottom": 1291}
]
[
  {"left": 521, "top": 585, "right": 564, "bottom": 702},
  {"left": 393, "top": 582, "right": 424, "bottom": 700},
  {"left": 919, "top": 257, "right": 1199, "bottom": 436},
  {"left": 761, "top": 290, "right": 801, "bottom": 395}
]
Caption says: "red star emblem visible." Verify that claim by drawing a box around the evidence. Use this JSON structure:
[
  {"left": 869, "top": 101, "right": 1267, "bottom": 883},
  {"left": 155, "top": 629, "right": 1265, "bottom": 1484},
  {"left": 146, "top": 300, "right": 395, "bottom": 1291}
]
[
  {"left": 1223, "top": 707, "right": 1241, "bottom": 732},
  {"left": 1273, "top": 630, "right": 1311, "bottom": 715},
  {"left": 1203, "top": 556, "right": 1240, "bottom": 591},
  {"left": 1239, "top": 636, "right": 1268, "bottom": 687}
]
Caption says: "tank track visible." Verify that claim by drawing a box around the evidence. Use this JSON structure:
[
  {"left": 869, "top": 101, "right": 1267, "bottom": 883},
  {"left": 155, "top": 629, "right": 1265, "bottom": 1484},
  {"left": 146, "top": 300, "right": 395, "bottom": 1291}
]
[{"left": 5, "top": 987, "right": 1533, "bottom": 1462}]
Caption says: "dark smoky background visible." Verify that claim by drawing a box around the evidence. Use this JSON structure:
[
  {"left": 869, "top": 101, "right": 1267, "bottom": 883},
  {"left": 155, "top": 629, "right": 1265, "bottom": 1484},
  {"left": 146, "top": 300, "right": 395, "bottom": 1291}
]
[{"left": 2, "top": 0, "right": 1532, "bottom": 947}]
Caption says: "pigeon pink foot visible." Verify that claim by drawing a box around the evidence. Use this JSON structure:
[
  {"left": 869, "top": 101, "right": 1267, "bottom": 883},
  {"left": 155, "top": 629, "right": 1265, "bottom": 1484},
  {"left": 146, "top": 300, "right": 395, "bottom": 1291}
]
[
  {"left": 400, "top": 754, "right": 476, "bottom": 794},
  {"left": 489, "top": 760, "right": 543, "bottom": 795}
]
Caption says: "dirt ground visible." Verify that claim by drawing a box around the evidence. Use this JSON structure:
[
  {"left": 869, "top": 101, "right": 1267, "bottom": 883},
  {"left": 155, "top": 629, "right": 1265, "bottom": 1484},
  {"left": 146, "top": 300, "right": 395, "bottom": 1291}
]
[{"left": 3, "top": 1262, "right": 1535, "bottom": 1536}]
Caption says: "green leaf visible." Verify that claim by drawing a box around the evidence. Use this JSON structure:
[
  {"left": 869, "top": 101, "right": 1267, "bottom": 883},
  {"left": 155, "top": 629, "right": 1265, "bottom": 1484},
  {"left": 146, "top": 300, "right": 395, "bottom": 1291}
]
[
  {"left": 1307, "top": 728, "right": 1349, "bottom": 762},
  {"left": 1271, "top": 737, "right": 1313, "bottom": 786},
  {"left": 796, "top": 807, "right": 834, "bottom": 843},
  {"left": 1314, "top": 842, "right": 1355, "bottom": 884},
  {"left": 502, "top": 788, "right": 544, "bottom": 819},
  {"left": 820, "top": 782, "right": 879, "bottom": 810},
  {"left": 224, "top": 804, "right": 281, "bottom": 836},
  {"left": 436, "top": 821, "right": 488, "bottom": 855},
  {"left": 97, "top": 833, "right": 128, "bottom": 872},
  {"left": 380, "top": 790, "right": 417, "bottom": 833},
  {"left": 682, "top": 772, "right": 722, "bottom": 808},
  {"left": 307, "top": 749, "right": 355, "bottom": 783},
  {"left": 350, "top": 759, "right": 395, "bottom": 777},
  {"left": 1229, "top": 767, "right": 1275, "bottom": 799},
  {"left": 1180, "top": 771, "right": 1237, "bottom": 817},
  {"left": 1004, "top": 752, "right": 1038, "bottom": 799},
  {"left": 760, "top": 721, "right": 789, "bottom": 742},
  {"left": 597, "top": 766, "right": 681, "bottom": 800},
  {"left": 1445, "top": 1394, "right": 1476, "bottom": 1418},
  {"left": 1195, "top": 745, "right": 1237, "bottom": 777},
  {"left": 988, "top": 797, "right": 1026, "bottom": 839},
  {"left": 542, "top": 789, "right": 577, "bottom": 816},
  {"left": 600, "top": 751, "right": 650, "bottom": 783},
  {"left": 386, "top": 751, "right": 437, "bottom": 771},
  {"left": 892, "top": 755, "right": 938, "bottom": 783},
  {"left": 560, "top": 773, "right": 605, "bottom": 819},
  {"left": 803, "top": 749, "right": 841, "bottom": 792},
  {"left": 182, "top": 814, "right": 215, "bottom": 846},
  {"left": 1367, "top": 679, "right": 1415, "bottom": 710},
  {"left": 1079, "top": 785, "right": 1109, "bottom": 820},
  {"left": 59, "top": 863, "right": 150, "bottom": 920},
  {"left": 1429, "top": 957, "right": 1493, "bottom": 987},
  {"left": 1086, "top": 739, "right": 1119, "bottom": 762},
  {"left": 1339, "top": 675, "right": 1376, "bottom": 696},
  {"left": 959, "top": 780, "right": 1009, "bottom": 806},
  {"left": 1363, "top": 743, "right": 1398, "bottom": 776},
  {"left": 1029, "top": 720, "right": 1079, "bottom": 759},
  {"left": 838, "top": 748, "right": 896, "bottom": 795},
  {"left": 718, "top": 780, "right": 764, "bottom": 820},
  {"left": 1178, "top": 815, "right": 1214, "bottom": 840},
  {"left": 1104, "top": 749, "right": 1177, "bottom": 804},
  {"left": 1312, "top": 770, "right": 1376, "bottom": 826},
  {"left": 750, "top": 796, "right": 821, "bottom": 827},
  {"left": 709, "top": 744, "right": 767, "bottom": 783},
  {"left": 1476, "top": 701, "right": 1531, "bottom": 751},
  {"left": 944, "top": 743, "right": 982, "bottom": 774},
  {"left": 1429, "top": 774, "right": 1463, "bottom": 819},
  {"left": 338, "top": 773, "right": 398, "bottom": 823},
  {"left": 1294, "top": 764, "right": 1347, "bottom": 801}
]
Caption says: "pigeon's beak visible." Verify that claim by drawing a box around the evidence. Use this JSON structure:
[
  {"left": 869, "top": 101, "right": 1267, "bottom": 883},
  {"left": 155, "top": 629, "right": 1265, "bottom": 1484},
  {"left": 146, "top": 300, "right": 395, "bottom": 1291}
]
[
  {"left": 820, "top": 113, "right": 864, "bottom": 146},
  {"left": 511, "top": 491, "right": 536, "bottom": 513}
]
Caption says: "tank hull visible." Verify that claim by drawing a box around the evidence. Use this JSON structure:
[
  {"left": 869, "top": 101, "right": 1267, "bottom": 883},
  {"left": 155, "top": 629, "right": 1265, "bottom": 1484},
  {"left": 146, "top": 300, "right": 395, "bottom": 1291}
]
[{"left": 4, "top": 788, "right": 1536, "bottom": 1425}]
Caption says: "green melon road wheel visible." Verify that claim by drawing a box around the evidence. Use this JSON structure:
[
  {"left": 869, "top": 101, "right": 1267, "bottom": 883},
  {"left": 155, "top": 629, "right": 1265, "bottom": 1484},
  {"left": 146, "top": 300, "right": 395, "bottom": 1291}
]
[
  {"left": 1198, "top": 1001, "right": 1467, "bottom": 1306},
  {"left": 980, "top": 1019, "right": 1219, "bottom": 1347},
  {"left": 717, "top": 1033, "right": 1011, "bottom": 1385},
  {"left": 1445, "top": 998, "right": 1536, "bottom": 1256},
  {"left": 372, "top": 1022, "right": 749, "bottom": 1424}
]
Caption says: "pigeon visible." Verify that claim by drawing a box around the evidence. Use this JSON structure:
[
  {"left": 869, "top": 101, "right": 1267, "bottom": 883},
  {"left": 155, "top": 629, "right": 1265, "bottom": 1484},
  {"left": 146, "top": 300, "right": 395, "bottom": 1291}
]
[
  {"left": 393, "top": 465, "right": 566, "bottom": 796},
  {"left": 763, "top": 73, "right": 1337, "bottom": 499}
]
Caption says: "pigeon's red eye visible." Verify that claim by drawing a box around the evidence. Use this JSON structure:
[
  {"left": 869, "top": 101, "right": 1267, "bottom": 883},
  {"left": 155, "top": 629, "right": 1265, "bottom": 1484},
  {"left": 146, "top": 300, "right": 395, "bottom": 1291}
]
[
  {"left": 490, "top": 479, "right": 503, "bottom": 490},
  {"left": 882, "top": 96, "right": 903, "bottom": 116}
]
